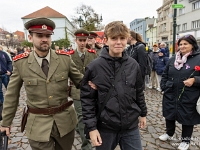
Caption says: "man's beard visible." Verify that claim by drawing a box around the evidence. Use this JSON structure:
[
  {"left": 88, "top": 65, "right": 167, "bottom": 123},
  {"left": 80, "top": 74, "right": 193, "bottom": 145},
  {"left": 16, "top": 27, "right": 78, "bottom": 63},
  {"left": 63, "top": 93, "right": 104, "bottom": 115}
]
[{"left": 35, "top": 43, "right": 50, "bottom": 52}]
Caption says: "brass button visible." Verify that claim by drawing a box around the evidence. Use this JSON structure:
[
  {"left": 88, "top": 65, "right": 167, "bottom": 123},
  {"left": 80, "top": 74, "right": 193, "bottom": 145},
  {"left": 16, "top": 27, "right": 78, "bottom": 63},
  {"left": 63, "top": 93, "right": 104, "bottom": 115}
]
[
  {"left": 28, "top": 82, "right": 31, "bottom": 84},
  {"left": 62, "top": 76, "right": 64, "bottom": 79},
  {"left": 49, "top": 96, "right": 53, "bottom": 99},
  {"left": 46, "top": 80, "right": 50, "bottom": 83}
]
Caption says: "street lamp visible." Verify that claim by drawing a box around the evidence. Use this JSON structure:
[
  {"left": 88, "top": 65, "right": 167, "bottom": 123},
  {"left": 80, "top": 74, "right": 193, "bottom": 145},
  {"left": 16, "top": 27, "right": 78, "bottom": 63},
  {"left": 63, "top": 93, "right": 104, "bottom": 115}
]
[
  {"left": 172, "top": 0, "right": 177, "bottom": 55},
  {"left": 78, "top": 16, "right": 83, "bottom": 28},
  {"left": 99, "top": 14, "right": 103, "bottom": 22},
  {"left": 13, "top": 34, "right": 18, "bottom": 47},
  {"left": 6, "top": 34, "right": 10, "bottom": 48},
  {"left": 95, "top": 14, "right": 103, "bottom": 29}
]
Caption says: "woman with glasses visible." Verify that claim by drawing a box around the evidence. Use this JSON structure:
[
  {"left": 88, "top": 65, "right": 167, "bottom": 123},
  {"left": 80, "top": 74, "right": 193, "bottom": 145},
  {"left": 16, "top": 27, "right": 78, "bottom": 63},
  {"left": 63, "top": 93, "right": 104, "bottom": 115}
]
[{"left": 159, "top": 34, "right": 200, "bottom": 150}]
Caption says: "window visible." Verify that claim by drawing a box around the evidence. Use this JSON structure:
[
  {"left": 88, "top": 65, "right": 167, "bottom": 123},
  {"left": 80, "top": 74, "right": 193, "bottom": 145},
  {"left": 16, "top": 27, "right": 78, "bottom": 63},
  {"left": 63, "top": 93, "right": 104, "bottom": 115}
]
[
  {"left": 182, "top": 23, "right": 187, "bottom": 31},
  {"left": 177, "top": 25, "right": 181, "bottom": 32},
  {"left": 163, "top": 23, "right": 166, "bottom": 32},
  {"left": 192, "top": 1, "right": 200, "bottom": 10},
  {"left": 192, "top": 20, "right": 200, "bottom": 29},
  {"left": 179, "top": 8, "right": 185, "bottom": 15}
]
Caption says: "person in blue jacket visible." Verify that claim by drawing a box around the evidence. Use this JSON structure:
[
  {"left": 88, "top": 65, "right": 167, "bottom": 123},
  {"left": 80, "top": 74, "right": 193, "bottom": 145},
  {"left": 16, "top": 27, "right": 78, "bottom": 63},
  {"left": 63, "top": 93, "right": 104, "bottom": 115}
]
[
  {"left": 0, "top": 46, "right": 12, "bottom": 103},
  {"left": 155, "top": 48, "right": 169, "bottom": 91}
]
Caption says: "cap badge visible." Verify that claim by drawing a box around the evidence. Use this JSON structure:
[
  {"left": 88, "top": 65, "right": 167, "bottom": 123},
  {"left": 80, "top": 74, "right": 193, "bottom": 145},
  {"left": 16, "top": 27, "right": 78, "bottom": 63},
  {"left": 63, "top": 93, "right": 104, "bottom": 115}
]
[
  {"left": 42, "top": 25, "right": 47, "bottom": 29},
  {"left": 82, "top": 33, "right": 84, "bottom": 36}
]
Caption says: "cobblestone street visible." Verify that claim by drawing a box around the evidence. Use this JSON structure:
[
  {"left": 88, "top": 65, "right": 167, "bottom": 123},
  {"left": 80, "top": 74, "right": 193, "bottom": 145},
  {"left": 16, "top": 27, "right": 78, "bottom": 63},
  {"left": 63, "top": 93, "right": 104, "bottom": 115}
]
[{"left": 2, "top": 86, "right": 200, "bottom": 150}]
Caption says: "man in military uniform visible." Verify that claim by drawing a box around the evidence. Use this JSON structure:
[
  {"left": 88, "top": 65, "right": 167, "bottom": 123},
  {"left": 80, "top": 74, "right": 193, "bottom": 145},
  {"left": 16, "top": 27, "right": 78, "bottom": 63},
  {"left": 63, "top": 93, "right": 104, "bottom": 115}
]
[
  {"left": 70, "top": 29, "right": 97, "bottom": 150},
  {"left": 86, "top": 31, "right": 102, "bottom": 56},
  {"left": 1, "top": 17, "right": 83, "bottom": 150}
]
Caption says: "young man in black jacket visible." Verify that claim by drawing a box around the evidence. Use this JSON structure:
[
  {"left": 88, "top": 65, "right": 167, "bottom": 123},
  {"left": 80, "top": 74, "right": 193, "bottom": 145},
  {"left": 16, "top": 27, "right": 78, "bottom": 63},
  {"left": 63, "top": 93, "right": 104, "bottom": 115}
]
[{"left": 81, "top": 21, "right": 147, "bottom": 150}]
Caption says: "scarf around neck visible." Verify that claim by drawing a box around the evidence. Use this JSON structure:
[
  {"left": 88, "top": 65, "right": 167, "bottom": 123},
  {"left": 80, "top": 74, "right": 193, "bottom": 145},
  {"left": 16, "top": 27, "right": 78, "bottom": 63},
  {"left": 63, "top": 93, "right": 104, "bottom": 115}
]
[{"left": 174, "top": 51, "right": 191, "bottom": 70}]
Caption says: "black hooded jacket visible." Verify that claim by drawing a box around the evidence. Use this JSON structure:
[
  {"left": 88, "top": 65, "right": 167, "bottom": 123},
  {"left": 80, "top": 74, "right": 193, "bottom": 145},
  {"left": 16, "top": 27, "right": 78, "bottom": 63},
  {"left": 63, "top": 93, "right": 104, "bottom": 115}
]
[
  {"left": 125, "top": 42, "right": 147, "bottom": 79},
  {"left": 81, "top": 46, "right": 147, "bottom": 132}
]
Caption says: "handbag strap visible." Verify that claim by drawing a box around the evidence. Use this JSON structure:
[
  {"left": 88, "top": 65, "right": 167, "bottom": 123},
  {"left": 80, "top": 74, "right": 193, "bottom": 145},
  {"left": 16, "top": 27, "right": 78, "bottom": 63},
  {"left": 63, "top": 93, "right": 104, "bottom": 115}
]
[{"left": 97, "top": 60, "right": 126, "bottom": 119}]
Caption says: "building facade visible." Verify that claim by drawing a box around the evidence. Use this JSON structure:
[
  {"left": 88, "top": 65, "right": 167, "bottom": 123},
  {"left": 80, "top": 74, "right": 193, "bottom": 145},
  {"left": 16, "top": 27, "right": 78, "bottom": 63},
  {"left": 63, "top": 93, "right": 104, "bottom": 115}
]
[
  {"left": 146, "top": 19, "right": 157, "bottom": 47},
  {"left": 177, "top": 0, "right": 200, "bottom": 45},
  {"left": 156, "top": 0, "right": 174, "bottom": 50},
  {"left": 21, "top": 6, "right": 76, "bottom": 48},
  {"left": 130, "top": 18, "right": 145, "bottom": 41},
  {"left": 130, "top": 18, "right": 156, "bottom": 43}
]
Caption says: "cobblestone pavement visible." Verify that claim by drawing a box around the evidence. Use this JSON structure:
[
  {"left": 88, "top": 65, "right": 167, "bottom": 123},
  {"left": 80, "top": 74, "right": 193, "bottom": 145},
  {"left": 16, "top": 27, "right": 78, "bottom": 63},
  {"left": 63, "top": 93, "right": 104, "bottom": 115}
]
[{"left": 2, "top": 86, "right": 200, "bottom": 150}]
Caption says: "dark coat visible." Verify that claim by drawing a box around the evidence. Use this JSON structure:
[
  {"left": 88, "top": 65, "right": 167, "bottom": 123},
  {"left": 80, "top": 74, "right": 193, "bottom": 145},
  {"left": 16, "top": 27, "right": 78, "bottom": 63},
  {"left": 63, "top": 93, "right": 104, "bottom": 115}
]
[
  {"left": 149, "top": 51, "right": 159, "bottom": 71},
  {"left": 125, "top": 42, "right": 147, "bottom": 79},
  {"left": 81, "top": 46, "right": 147, "bottom": 132},
  {"left": 155, "top": 56, "right": 169, "bottom": 75},
  {"left": 0, "top": 51, "right": 12, "bottom": 74},
  {"left": 161, "top": 50, "right": 200, "bottom": 125}
]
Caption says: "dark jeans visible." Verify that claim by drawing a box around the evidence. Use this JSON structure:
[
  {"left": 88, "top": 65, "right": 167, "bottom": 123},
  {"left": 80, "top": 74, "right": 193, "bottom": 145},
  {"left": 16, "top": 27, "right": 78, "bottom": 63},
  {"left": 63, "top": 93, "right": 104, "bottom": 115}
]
[
  {"left": 166, "top": 119, "right": 194, "bottom": 143},
  {"left": 96, "top": 128, "right": 142, "bottom": 150},
  {"left": 0, "top": 74, "right": 9, "bottom": 103}
]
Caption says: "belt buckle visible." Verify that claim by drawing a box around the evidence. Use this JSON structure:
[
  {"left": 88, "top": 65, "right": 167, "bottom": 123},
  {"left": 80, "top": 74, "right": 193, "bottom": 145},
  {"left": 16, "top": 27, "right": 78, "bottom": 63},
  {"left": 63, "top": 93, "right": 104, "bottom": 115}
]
[{"left": 46, "top": 107, "right": 54, "bottom": 115}]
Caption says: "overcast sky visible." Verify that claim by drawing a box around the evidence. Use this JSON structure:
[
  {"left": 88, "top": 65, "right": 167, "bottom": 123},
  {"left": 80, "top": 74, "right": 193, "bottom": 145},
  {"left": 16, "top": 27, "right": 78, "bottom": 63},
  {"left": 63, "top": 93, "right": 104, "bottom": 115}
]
[{"left": 0, "top": 0, "right": 163, "bottom": 32}]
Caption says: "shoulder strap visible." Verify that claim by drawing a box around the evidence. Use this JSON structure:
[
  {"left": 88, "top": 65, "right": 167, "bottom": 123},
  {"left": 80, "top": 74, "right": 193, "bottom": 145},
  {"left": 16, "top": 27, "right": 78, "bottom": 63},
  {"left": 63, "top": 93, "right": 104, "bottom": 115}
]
[{"left": 97, "top": 61, "right": 126, "bottom": 119}]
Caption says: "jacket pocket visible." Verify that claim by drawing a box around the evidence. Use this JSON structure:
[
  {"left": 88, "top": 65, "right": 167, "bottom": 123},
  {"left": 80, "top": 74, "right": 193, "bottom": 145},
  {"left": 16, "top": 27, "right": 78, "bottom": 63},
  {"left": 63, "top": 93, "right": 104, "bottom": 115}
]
[
  {"left": 24, "top": 79, "right": 38, "bottom": 85},
  {"left": 55, "top": 72, "right": 68, "bottom": 82},
  {"left": 164, "top": 80, "right": 174, "bottom": 92}
]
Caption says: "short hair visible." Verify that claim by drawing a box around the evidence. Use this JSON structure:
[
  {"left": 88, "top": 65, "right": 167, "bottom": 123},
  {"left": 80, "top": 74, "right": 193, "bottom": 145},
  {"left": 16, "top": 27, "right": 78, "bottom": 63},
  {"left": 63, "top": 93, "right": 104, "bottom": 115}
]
[
  {"left": 104, "top": 21, "right": 130, "bottom": 39},
  {"left": 130, "top": 31, "right": 144, "bottom": 43},
  {"left": 160, "top": 42, "right": 166, "bottom": 47}
]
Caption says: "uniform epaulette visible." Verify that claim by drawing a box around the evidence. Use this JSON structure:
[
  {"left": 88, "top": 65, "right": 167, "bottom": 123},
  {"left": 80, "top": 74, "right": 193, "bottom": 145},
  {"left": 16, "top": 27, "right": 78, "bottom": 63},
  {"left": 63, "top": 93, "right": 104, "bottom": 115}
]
[
  {"left": 88, "top": 49, "right": 96, "bottom": 54},
  {"left": 13, "top": 52, "right": 30, "bottom": 61},
  {"left": 67, "top": 50, "right": 74, "bottom": 55},
  {"left": 55, "top": 50, "right": 70, "bottom": 56}
]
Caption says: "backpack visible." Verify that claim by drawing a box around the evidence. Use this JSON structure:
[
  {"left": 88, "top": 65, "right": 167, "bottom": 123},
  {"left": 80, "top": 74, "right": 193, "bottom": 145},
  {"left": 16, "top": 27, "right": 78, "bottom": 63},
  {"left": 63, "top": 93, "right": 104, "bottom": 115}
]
[{"left": 145, "top": 53, "right": 153, "bottom": 75}]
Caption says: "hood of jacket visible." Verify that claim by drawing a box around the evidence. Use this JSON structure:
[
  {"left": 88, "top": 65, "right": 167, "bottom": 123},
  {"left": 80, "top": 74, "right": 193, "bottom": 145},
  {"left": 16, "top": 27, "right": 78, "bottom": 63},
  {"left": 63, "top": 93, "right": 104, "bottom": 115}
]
[{"left": 99, "top": 45, "right": 128, "bottom": 64}]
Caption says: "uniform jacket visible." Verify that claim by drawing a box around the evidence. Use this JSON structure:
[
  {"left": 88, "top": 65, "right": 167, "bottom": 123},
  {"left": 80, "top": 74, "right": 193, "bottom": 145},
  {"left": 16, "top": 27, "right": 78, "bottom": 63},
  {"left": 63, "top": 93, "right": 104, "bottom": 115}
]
[
  {"left": 2, "top": 49, "right": 83, "bottom": 142},
  {"left": 81, "top": 46, "right": 147, "bottom": 132},
  {"left": 161, "top": 50, "right": 200, "bottom": 125},
  {"left": 70, "top": 49, "right": 97, "bottom": 100},
  {"left": 125, "top": 42, "right": 148, "bottom": 79}
]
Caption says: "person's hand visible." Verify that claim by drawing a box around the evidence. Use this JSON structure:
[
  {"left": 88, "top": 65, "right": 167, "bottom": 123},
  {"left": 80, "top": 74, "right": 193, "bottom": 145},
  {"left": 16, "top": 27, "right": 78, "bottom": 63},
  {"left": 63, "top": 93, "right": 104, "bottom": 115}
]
[
  {"left": 139, "top": 117, "right": 146, "bottom": 129},
  {"left": 183, "top": 78, "right": 195, "bottom": 87},
  {"left": 88, "top": 81, "right": 97, "bottom": 90},
  {"left": 0, "top": 126, "right": 10, "bottom": 137},
  {"left": 6, "top": 71, "right": 11, "bottom": 76},
  {"left": 89, "top": 129, "right": 102, "bottom": 146}
]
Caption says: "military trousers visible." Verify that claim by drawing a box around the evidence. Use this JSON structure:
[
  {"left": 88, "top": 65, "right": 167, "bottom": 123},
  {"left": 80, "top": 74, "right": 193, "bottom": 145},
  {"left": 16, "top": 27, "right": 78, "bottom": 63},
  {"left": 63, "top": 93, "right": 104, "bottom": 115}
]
[
  {"left": 29, "top": 122, "right": 74, "bottom": 150},
  {"left": 73, "top": 99, "right": 92, "bottom": 150}
]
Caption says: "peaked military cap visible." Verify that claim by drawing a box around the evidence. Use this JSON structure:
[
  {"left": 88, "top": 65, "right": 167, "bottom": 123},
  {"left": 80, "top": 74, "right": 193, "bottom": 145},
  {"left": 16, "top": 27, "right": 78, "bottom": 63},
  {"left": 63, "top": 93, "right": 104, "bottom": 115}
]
[
  {"left": 24, "top": 17, "right": 56, "bottom": 34},
  {"left": 88, "top": 31, "right": 98, "bottom": 38},
  {"left": 74, "top": 29, "right": 89, "bottom": 39}
]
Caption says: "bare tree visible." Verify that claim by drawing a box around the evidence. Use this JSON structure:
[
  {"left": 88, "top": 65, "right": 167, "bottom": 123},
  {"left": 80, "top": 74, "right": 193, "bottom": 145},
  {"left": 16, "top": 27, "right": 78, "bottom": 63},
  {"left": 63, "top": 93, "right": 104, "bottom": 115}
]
[{"left": 71, "top": 4, "right": 104, "bottom": 31}]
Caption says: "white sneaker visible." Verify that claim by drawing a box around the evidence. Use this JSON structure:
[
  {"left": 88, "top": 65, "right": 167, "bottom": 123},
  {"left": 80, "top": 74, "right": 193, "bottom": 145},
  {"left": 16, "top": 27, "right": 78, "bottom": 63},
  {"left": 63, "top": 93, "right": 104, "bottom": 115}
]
[
  {"left": 178, "top": 142, "right": 189, "bottom": 150},
  {"left": 148, "top": 86, "right": 152, "bottom": 89},
  {"left": 157, "top": 88, "right": 161, "bottom": 92},
  {"left": 159, "top": 133, "right": 170, "bottom": 141}
]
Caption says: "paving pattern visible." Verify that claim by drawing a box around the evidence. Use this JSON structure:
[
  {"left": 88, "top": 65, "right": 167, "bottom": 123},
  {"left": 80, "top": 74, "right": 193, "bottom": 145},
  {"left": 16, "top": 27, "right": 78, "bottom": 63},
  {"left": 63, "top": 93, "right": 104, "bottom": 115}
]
[{"left": 2, "top": 86, "right": 200, "bottom": 150}]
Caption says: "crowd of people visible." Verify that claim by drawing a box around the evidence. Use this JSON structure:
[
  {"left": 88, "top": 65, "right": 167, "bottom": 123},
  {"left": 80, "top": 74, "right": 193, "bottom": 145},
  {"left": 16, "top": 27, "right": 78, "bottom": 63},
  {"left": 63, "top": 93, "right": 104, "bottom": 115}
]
[{"left": 0, "top": 17, "right": 200, "bottom": 150}]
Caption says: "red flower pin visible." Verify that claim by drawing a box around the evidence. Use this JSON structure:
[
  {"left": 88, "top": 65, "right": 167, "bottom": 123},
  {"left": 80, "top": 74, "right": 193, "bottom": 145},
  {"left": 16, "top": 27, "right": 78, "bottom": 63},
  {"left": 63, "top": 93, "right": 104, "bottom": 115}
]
[{"left": 195, "top": 66, "right": 200, "bottom": 71}]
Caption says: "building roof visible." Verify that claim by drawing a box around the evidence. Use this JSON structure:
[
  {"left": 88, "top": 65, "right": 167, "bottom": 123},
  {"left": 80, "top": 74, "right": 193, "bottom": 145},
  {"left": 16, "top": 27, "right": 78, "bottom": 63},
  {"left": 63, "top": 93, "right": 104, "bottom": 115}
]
[
  {"left": 21, "top": 6, "right": 66, "bottom": 19},
  {"left": 14, "top": 30, "right": 24, "bottom": 38}
]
